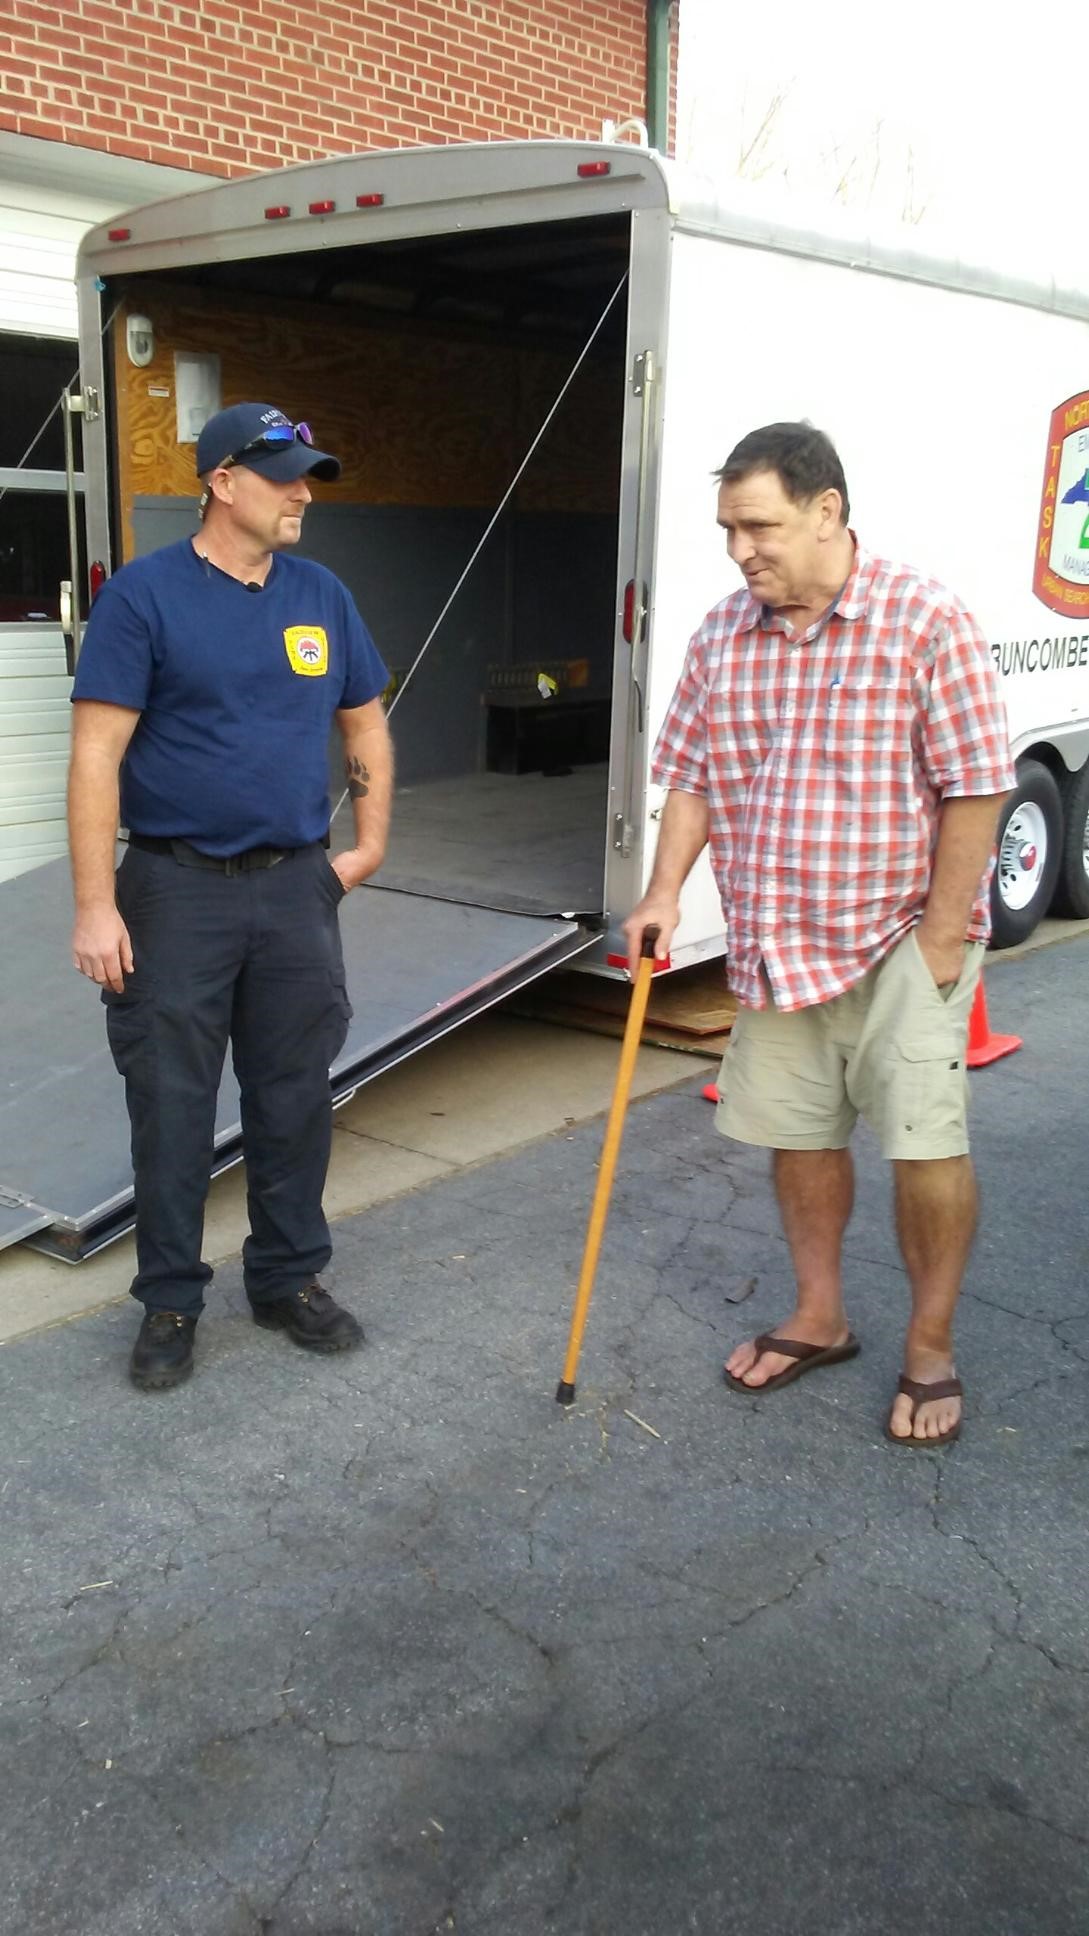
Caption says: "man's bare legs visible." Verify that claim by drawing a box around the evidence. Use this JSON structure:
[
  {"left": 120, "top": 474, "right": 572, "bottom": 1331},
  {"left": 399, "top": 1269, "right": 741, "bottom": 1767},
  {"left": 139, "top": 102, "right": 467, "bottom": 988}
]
[
  {"left": 888, "top": 1155, "right": 976, "bottom": 1441},
  {"left": 724, "top": 1147, "right": 976, "bottom": 1438},
  {"left": 723, "top": 1148, "right": 855, "bottom": 1386}
]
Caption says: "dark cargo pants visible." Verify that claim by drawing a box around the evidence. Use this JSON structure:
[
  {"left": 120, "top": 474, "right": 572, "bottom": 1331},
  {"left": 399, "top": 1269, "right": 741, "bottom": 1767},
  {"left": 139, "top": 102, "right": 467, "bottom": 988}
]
[{"left": 103, "top": 840, "right": 352, "bottom": 1318}]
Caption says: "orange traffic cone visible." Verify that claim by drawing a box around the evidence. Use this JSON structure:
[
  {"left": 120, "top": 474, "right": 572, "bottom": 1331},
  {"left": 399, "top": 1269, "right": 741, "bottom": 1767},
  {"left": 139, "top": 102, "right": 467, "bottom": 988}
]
[
  {"left": 702, "top": 1082, "right": 719, "bottom": 1103},
  {"left": 966, "top": 975, "right": 1022, "bottom": 1068}
]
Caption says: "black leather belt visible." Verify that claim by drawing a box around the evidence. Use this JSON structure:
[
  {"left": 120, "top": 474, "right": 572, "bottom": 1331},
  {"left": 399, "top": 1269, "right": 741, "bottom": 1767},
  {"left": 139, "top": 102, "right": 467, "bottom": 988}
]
[{"left": 127, "top": 833, "right": 295, "bottom": 875}]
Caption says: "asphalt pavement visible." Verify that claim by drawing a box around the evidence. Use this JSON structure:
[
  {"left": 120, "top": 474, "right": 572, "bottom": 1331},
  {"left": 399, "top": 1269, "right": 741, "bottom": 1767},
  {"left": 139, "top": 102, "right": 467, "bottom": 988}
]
[{"left": 2, "top": 938, "right": 1088, "bottom": 1935}]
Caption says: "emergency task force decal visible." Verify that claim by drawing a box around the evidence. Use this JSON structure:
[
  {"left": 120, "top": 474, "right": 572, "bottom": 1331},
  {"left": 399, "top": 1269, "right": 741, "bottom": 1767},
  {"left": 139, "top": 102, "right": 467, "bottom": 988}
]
[
  {"left": 1034, "top": 391, "right": 1089, "bottom": 619},
  {"left": 284, "top": 626, "right": 329, "bottom": 676}
]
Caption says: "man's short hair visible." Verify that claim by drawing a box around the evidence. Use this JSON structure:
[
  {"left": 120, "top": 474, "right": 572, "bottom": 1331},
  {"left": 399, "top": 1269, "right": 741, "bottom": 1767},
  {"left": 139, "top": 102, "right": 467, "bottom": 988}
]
[{"left": 715, "top": 422, "right": 850, "bottom": 524}]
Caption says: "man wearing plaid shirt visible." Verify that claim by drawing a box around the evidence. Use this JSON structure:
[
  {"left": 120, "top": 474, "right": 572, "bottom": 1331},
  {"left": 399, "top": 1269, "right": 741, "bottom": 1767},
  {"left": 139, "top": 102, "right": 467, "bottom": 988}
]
[{"left": 624, "top": 423, "right": 1014, "bottom": 1448}]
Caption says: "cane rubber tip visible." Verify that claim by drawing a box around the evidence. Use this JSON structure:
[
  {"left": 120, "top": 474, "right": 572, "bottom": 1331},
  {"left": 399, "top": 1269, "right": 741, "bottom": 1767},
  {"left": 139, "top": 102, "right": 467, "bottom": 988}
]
[{"left": 556, "top": 1380, "right": 576, "bottom": 1406}]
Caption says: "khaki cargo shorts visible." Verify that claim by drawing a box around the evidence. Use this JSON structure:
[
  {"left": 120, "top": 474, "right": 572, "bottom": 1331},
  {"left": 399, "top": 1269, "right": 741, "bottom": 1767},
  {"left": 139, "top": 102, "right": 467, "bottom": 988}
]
[{"left": 715, "top": 929, "right": 985, "bottom": 1161}]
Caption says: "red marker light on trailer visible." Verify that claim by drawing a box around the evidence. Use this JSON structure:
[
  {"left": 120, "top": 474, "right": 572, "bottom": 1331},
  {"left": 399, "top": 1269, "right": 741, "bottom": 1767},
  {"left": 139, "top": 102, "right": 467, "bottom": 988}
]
[
  {"left": 89, "top": 561, "right": 107, "bottom": 602},
  {"left": 107, "top": 227, "right": 131, "bottom": 242},
  {"left": 308, "top": 199, "right": 335, "bottom": 215},
  {"left": 623, "top": 579, "right": 636, "bottom": 644},
  {"left": 623, "top": 580, "right": 647, "bottom": 644},
  {"left": 577, "top": 161, "right": 611, "bottom": 178},
  {"left": 264, "top": 205, "right": 290, "bottom": 220},
  {"left": 355, "top": 192, "right": 385, "bottom": 208}
]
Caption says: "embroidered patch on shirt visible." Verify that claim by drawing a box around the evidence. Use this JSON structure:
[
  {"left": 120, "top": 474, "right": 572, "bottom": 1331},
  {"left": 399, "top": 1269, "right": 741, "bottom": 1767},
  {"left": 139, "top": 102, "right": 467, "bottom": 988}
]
[{"left": 284, "top": 626, "right": 329, "bottom": 676}]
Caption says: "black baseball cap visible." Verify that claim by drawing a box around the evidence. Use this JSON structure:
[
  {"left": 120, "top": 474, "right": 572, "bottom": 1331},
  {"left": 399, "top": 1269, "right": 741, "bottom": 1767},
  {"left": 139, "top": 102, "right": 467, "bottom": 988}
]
[{"left": 195, "top": 403, "right": 341, "bottom": 482}]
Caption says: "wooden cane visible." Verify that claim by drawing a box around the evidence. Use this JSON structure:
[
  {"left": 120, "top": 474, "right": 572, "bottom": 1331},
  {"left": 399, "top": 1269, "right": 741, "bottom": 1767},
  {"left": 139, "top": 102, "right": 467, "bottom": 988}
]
[{"left": 556, "top": 927, "right": 661, "bottom": 1404}]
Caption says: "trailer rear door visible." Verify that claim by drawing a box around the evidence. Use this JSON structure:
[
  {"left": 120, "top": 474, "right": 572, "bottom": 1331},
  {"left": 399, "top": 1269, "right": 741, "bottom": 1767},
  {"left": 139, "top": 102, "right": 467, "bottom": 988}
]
[{"left": 0, "top": 857, "right": 594, "bottom": 1261}]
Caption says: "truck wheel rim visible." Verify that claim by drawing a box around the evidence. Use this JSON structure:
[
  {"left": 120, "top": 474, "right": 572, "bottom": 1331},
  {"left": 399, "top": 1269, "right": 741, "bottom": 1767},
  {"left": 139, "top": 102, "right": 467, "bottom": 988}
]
[
  {"left": 998, "top": 802, "right": 1047, "bottom": 912},
  {"left": 1083, "top": 809, "right": 1089, "bottom": 886}
]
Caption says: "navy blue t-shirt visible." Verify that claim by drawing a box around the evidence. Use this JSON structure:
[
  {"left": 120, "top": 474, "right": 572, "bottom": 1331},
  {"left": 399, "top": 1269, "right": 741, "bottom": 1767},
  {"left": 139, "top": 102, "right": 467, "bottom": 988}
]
[{"left": 72, "top": 539, "right": 388, "bottom": 854}]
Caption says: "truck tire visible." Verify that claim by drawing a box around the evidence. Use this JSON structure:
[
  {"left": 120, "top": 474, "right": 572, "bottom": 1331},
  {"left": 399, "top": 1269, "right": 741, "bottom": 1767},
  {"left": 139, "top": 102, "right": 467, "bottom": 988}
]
[
  {"left": 989, "top": 758, "right": 1062, "bottom": 949},
  {"left": 1051, "top": 759, "right": 1089, "bottom": 919}
]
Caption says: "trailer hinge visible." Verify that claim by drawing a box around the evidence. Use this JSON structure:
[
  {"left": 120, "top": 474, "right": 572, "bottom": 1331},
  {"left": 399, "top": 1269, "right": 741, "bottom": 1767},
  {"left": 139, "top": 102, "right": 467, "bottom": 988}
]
[
  {"left": 631, "top": 351, "right": 655, "bottom": 396},
  {"left": 65, "top": 386, "right": 100, "bottom": 422},
  {"left": 612, "top": 811, "right": 633, "bottom": 855},
  {"left": 0, "top": 1185, "right": 45, "bottom": 1212}
]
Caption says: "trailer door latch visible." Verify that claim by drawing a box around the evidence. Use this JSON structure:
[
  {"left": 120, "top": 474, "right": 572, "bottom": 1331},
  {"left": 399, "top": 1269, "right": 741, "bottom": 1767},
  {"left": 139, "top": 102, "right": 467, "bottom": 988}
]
[
  {"left": 612, "top": 811, "right": 633, "bottom": 855},
  {"left": 65, "top": 386, "right": 101, "bottom": 422}
]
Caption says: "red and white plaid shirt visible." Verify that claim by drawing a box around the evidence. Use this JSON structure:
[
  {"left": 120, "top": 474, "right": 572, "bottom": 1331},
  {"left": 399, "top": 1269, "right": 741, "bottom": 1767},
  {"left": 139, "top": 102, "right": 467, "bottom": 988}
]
[{"left": 652, "top": 542, "right": 1015, "bottom": 1011}]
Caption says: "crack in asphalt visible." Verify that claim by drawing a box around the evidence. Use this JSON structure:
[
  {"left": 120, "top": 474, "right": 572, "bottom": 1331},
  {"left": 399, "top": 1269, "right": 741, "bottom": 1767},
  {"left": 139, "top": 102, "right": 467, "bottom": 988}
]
[
  {"left": 738, "top": 1757, "right": 1089, "bottom": 1853},
  {"left": 909, "top": 1771, "right": 1089, "bottom": 1853},
  {"left": 252, "top": 1754, "right": 339, "bottom": 1932},
  {"left": 542, "top": 1669, "right": 719, "bottom": 1917},
  {"left": 657, "top": 1285, "right": 725, "bottom": 1335},
  {"left": 964, "top": 1285, "right": 1089, "bottom": 1330},
  {"left": 462, "top": 1590, "right": 557, "bottom": 1669}
]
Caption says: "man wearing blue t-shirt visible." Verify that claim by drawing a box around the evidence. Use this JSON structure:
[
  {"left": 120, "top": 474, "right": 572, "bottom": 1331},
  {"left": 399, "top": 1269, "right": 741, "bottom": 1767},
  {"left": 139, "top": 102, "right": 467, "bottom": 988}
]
[{"left": 68, "top": 403, "right": 393, "bottom": 1391}]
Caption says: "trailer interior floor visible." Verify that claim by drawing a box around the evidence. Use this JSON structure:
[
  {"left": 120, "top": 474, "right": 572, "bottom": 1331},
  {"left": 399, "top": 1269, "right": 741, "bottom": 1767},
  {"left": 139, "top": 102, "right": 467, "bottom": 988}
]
[{"left": 335, "top": 764, "right": 610, "bottom": 917}]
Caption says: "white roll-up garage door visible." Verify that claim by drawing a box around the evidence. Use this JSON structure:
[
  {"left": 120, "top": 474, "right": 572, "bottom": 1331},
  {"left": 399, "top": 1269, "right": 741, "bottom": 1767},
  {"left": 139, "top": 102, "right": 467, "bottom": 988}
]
[
  {"left": 0, "top": 136, "right": 209, "bottom": 877},
  {"left": 0, "top": 197, "right": 107, "bottom": 340},
  {"left": 0, "top": 134, "right": 206, "bottom": 340}
]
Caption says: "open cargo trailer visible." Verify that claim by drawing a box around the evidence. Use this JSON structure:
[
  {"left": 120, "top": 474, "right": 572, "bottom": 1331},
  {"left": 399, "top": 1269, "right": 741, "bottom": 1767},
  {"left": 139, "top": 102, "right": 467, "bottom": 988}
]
[
  {"left": 3, "top": 139, "right": 1089, "bottom": 1259},
  {"left": 77, "top": 149, "right": 651, "bottom": 949},
  {"left": 4, "top": 142, "right": 677, "bottom": 1261}
]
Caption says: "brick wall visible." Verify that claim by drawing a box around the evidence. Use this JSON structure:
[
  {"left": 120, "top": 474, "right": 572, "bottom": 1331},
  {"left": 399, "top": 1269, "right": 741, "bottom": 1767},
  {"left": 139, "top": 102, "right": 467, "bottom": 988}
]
[{"left": 0, "top": 0, "right": 675, "bottom": 179}]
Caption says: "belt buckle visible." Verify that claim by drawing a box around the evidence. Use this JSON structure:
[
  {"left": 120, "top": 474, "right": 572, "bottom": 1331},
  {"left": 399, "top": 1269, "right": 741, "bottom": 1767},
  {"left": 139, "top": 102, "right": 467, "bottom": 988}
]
[{"left": 225, "top": 847, "right": 285, "bottom": 875}]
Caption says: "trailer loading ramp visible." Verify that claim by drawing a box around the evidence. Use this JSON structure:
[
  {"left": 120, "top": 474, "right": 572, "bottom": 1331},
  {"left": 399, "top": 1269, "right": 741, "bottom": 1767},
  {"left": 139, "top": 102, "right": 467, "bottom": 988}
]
[{"left": 0, "top": 855, "right": 596, "bottom": 1262}]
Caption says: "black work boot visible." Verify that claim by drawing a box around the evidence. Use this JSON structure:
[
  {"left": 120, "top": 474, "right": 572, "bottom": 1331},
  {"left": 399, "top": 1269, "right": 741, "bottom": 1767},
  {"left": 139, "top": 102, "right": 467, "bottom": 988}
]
[
  {"left": 249, "top": 1280, "right": 362, "bottom": 1352},
  {"left": 130, "top": 1311, "right": 197, "bottom": 1390}
]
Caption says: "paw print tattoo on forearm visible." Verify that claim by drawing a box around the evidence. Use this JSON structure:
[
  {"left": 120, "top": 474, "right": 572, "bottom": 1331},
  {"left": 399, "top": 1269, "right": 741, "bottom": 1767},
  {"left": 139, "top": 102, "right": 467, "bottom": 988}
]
[{"left": 345, "top": 756, "right": 371, "bottom": 799}]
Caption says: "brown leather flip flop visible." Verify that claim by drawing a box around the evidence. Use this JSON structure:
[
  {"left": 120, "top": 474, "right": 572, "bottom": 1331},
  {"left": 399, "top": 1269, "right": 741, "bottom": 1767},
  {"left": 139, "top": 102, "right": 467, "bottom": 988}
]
[
  {"left": 723, "top": 1330, "right": 860, "bottom": 1395},
  {"left": 884, "top": 1373, "right": 963, "bottom": 1448}
]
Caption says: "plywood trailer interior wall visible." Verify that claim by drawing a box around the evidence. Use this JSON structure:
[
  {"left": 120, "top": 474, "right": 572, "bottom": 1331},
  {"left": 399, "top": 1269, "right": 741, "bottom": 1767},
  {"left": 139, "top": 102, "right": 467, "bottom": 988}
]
[{"left": 102, "top": 214, "right": 631, "bottom": 910}]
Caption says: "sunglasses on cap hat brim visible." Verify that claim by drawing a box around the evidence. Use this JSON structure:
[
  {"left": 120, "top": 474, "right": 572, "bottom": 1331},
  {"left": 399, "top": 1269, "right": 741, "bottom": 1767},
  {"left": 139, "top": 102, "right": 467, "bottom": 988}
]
[
  {"left": 211, "top": 423, "right": 341, "bottom": 484},
  {"left": 221, "top": 421, "right": 314, "bottom": 464}
]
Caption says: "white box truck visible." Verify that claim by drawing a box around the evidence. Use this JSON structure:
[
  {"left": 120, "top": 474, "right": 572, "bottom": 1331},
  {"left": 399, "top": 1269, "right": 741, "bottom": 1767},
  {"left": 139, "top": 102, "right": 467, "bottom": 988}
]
[
  {"left": 70, "top": 139, "right": 1089, "bottom": 962},
  {"left": 2, "top": 138, "right": 1087, "bottom": 1259}
]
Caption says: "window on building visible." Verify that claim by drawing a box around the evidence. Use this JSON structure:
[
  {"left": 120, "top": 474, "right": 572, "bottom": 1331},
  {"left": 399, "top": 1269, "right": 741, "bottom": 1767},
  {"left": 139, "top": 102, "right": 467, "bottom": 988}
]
[{"left": 0, "top": 333, "right": 86, "bottom": 623}]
